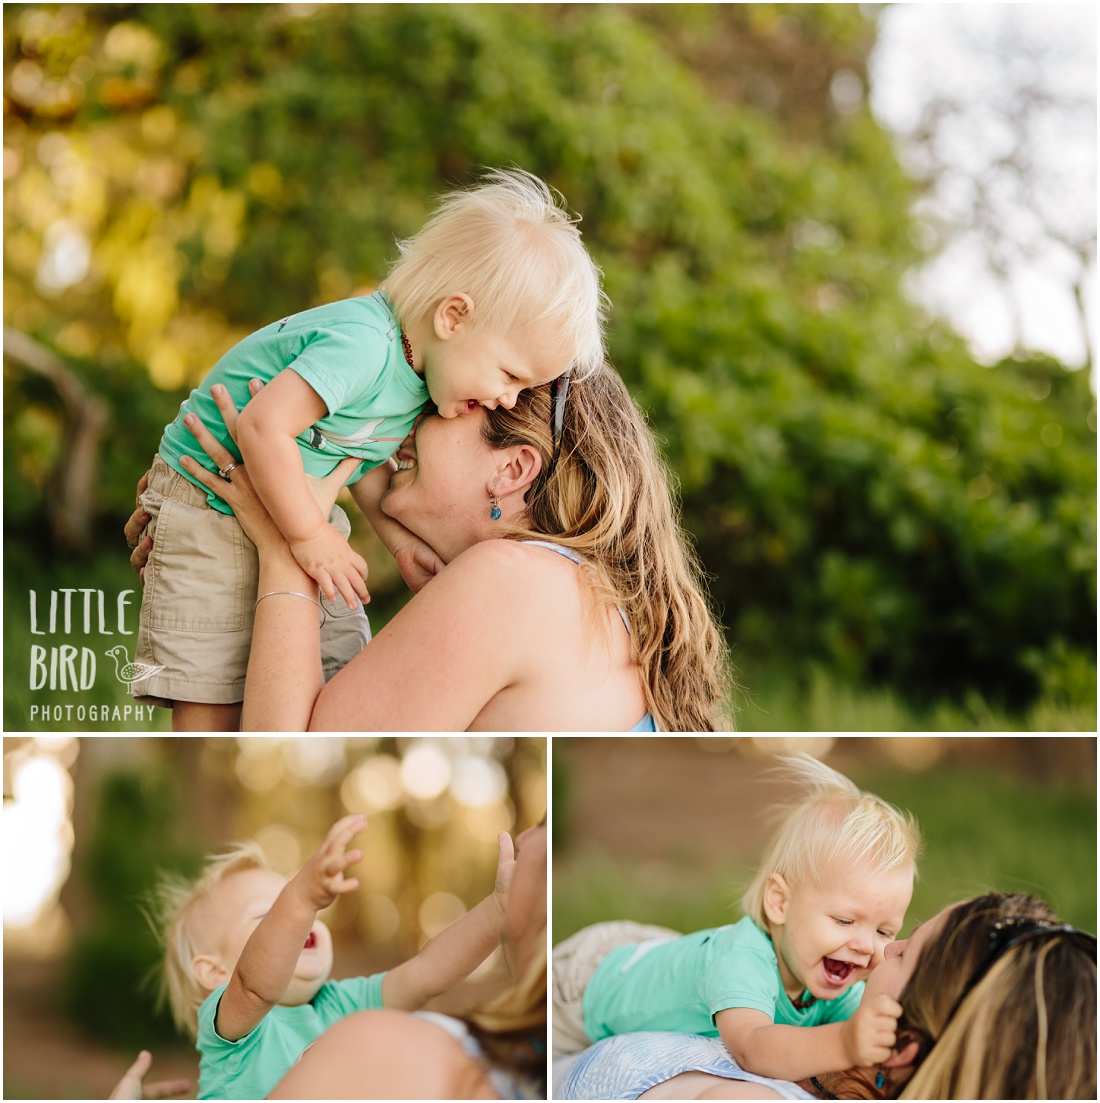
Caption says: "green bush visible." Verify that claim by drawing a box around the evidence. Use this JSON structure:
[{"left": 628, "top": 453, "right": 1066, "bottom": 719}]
[{"left": 4, "top": 4, "right": 1094, "bottom": 714}]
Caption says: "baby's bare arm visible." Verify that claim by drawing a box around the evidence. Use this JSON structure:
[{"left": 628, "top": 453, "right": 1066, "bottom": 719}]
[
  {"left": 715, "top": 995, "right": 901, "bottom": 1081},
  {"left": 349, "top": 469, "right": 445, "bottom": 593},
  {"left": 716, "top": 1008, "right": 848, "bottom": 1082},
  {"left": 234, "top": 371, "right": 329, "bottom": 543},
  {"left": 235, "top": 373, "right": 369, "bottom": 606},
  {"left": 216, "top": 814, "right": 364, "bottom": 1042}
]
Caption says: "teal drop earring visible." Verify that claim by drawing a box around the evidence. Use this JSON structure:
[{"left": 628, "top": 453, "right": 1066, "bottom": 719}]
[{"left": 489, "top": 489, "right": 502, "bottom": 520}]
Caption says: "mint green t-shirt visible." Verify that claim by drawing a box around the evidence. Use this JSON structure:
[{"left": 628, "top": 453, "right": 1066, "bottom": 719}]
[
  {"left": 159, "top": 291, "right": 429, "bottom": 515},
  {"left": 582, "top": 916, "right": 864, "bottom": 1042},
  {"left": 196, "top": 972, "right": 386, "bottom": 1100}
]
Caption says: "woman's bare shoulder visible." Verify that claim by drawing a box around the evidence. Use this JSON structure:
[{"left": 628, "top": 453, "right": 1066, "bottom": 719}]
[{"left": 445, "top": 538, "right": 582, "bottom": 590}]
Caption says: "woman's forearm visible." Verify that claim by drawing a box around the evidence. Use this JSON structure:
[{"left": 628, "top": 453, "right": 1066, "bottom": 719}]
[{"left": 241, "top": 545, "right": 326, "bottom": 731}]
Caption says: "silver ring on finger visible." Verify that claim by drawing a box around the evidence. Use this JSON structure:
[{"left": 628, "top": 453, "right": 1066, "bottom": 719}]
[{"left": 218, "top": 461, "right": 239, "bottom": 482}]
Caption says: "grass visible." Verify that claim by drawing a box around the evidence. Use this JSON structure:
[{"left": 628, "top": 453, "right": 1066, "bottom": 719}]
[
  {"left": 553, "top": 762, "right": 1097, "bottom": 941},
  {"left": 731, "top": 660, "right": 1096, "bottom": 732}
]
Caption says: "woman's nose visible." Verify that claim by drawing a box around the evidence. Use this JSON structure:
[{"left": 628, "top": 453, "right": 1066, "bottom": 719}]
[{"left": 884, "top": 938, "right": 906, "bottom": 960}]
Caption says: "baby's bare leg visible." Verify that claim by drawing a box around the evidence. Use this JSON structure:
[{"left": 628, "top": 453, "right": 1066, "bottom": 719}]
[{"left": 172, "top": 701, "right": 242, "bottom": 732}]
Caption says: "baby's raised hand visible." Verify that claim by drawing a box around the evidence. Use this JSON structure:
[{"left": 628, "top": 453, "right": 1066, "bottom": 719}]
[
  {"left": 491, "top": 831, "right": 516, "bottom": 921},
  {"left": 291, "top": 813, "right": 365, "bottom": 913},
  {"left": 290, "top": 523, "right": 370, "bottom": 609},
  {"left": 842, "top": 991, "right": 902, "bottom": 1068}
]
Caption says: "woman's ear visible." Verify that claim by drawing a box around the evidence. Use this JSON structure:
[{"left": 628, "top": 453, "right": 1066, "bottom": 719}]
[
  {"left": 883, "top": 1031, "right": 922, "bottom": 1070},
  {"left": 762, "top": 874, "right": 791, "bottom": 926},
  {"left": 433, "top": 294, "right": 475, "bottom": 339},
  {"left": 491, "top": 444, "right": 543, "bottom": 501},
  {"left": 191, "top": 953, "right": 229, "bottom": 993}
]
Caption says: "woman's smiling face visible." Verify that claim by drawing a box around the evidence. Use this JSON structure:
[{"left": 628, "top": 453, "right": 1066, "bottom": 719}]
[
  {"left": 380, "top": 410, "right": 503, "bottom": 561},
  {"left": 863, "top": 900, "right": 957, "bottom": 1004}
]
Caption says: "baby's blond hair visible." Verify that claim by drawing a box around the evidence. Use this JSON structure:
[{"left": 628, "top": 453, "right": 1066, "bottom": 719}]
[
  {"left": 382, "top": 168, "right": 608, "bottom": 377},
  {"left": 150, "top": 841, "right": 270, "bottom": 1039},
  {"left": 741, "top": 754, "right": 922, "bottom": 929}
]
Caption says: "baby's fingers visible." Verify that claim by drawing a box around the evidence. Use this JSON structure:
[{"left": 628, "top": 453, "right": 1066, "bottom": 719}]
[
  {"left": 332, "top": 570, "right": 363, "bottom": 612},
  {"left": 322, "top": 847, "right": 363, "bottom": 877},
  {"left": 325, "top": 813, "right": 366, "bottom": 850}
]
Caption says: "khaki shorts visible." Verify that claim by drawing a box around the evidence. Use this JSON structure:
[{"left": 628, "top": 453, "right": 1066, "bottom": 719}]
[
  {"left": 133, "top": 454, "right": 371, "bottom": 707},
  {"left": 551, "top": 920, "right": 680, "bottom": 1058}
]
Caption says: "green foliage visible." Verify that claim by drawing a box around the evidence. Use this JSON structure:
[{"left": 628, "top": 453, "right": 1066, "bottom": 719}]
[
  {"left": 4, "top": 3, "right": 1095, "bottom": 716},
  {"left": 62, "top": 768, "right": 200, "bottom": 1046}
]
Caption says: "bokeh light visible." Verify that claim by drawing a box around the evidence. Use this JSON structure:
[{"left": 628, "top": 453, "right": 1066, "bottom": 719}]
[
  {"left": 418, "top": 891, "right": 467, "bottom": 938},
  {"left": 400, "top": 743, "right": 451, "bottom": 800},
  {"left": 253, "top": 823, "right": 302, "bottom": 874},
  {"left": 3, "top": 739, "right": 77, "bottom": 953},
  {"left": 341, "top": 754, "right": 403, "bottom": 812},
  {"left": 359, "top": 891, "right": 400, "bottom": 942},
  {"left": 234, "top": 742, "right": 285, "bottom": 791},
  {"left": 451, "top": 754, "right": 508, "bottom": 808},
  {"left": 284, "top": 737, "right": 348, "bottom": 785}
]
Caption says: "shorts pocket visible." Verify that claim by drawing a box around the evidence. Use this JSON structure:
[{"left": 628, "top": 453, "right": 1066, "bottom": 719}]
[{"left": 144, "top": 496, "right": 251, "bottom": 632}]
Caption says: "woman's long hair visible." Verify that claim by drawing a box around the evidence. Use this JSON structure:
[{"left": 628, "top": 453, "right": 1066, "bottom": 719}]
[
  {"left": 867, "top": 892, "right": 1096, "bottom": 1100},
  {"left": 483, "top": 365, "right": 732, "bottom": 731},
  {"left": 463, "top": 936, "right": 547, "bottom": 1087}
]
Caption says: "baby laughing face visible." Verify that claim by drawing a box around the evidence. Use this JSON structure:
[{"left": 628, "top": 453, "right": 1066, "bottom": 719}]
[
  {"left": 189, "top": 867, "right": 335, "bottom": 1008},
  {"left": 763, "top": 857, "right": 914, "bottom": 1004}
]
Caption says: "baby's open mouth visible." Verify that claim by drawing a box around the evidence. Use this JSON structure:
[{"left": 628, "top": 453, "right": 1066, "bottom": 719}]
[
  {"left": 823, "top": 957, "right": 855, "bottom": 985},
  {"left": 303, "top": 931, "right": 317, "bottom": 950}
]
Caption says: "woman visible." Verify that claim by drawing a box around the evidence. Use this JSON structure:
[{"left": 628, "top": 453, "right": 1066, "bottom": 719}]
[
  {"left": 129, "top": 365, "right": 731, "bottom": 730},
  {"left": 555, "top": 892, "right": 1097, "bottom": 1100},
  {"left": 112, "top": 822, "right": 549, "bottom": 1100}
]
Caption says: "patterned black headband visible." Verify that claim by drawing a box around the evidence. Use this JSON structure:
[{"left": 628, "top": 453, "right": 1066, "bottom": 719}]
[{"left": 943, "top": 917, "right": 1097, "bottom": 1028}]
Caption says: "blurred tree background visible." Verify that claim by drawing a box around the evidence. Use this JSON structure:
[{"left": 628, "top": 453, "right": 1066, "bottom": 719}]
[
  {"left": 553, "top": 735, "right": 1097, "bottom": 942},
  {"left": 4, "top": 4, "right": 1095, "bottom": 731},
  {"left": 3, "top": 735, "right": 545, "bottom": 1099}
]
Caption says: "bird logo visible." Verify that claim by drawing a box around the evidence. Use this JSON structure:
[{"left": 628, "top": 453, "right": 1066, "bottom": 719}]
[{"left": 104, "top": 645, "right": 164, "bottom": 693}]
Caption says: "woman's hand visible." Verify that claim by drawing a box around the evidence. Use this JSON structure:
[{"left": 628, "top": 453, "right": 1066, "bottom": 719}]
[
  {"left": 491, "top": 831, "right": 516, "bottom": 922},
  {"left": 108, "top": 1051, "right": 190, "bottom": 1100},
  {"left": 125, "top": 471, "right": 153, "bottom": 582}
]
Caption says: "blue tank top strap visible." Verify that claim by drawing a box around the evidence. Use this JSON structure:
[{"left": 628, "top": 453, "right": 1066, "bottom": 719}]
[
  {"left": 522, "top": 538, "right": 583, "bottom": 564},
  {"left": 521, "top": 540, "right": 659, "bottom": 732}
]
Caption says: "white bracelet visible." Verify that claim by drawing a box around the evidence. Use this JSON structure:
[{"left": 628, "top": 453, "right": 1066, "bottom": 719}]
[{"left": 255, "top": 590, "right": 326, "bottom": 626}]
